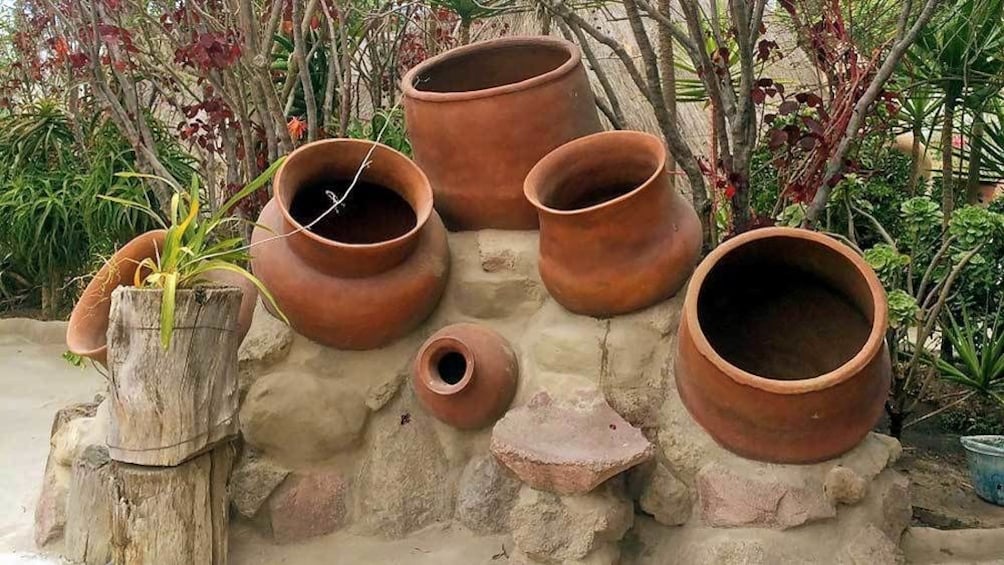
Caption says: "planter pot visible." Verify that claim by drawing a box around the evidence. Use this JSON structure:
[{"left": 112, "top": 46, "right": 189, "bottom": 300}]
[
  {"left": 961, "top": 435, "right": 1004, "bottom": 505},
  {"left": 66, "top": 230, "right": 257, "bottom": 367},
  {"left": 401, "top": 36, "right": 602, "bottom": 230},
  {"left": 250, "top": 139, "right": 449, "bottom": 349},
  {"left": 524, "top": 130, "right": 702, "bottom": 316},
  {"left": 413, "top": 323, "right": 518, "bottom": 429},
  {"left": 107, "top": 287, "right": 241, "bottom": 466},
  {"left": 675, "top": 227, "right": 891, "bottom": 463}
]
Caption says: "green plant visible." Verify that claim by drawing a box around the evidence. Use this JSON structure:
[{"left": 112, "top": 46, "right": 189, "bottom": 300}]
[
  {"left": 106, "top": 160, "right": 288, "bottom": 348},
  {"left": 346, "top": 108, "right": 411, "bottom": 156},
  {"left": 934, "top": 304, "right": 1004, "bottom": 406}
]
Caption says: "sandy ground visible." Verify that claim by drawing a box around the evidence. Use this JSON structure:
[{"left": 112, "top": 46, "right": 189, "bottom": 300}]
[{"left": 0, "top": 319, "right": 507, "bottom": 565}]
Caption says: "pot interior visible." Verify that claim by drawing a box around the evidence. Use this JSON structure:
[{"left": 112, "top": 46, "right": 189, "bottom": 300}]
[
  {"left": 412, "top": 43, "right": 569, "bottom": 93},
  {"left": 436, "top": 351, "right": 468, "bottom": 385},
  {"left": 289, "top": 178, "right": 417, "bottom": 244},
  {"left": 697, "top": 236, "right": 874, "bottom": 381},
  {"left": 538, "top": 151, "right": 658, "bottom": 211}
]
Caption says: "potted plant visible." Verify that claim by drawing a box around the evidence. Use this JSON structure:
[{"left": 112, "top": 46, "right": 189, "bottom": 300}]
[{"left": 94, "top": 165, "right": 286, "bottom": 466}]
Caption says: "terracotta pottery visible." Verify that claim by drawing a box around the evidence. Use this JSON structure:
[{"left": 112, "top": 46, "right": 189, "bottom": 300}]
[
  {"left": 66, "top": 230, "right": 257, "bottom": 366},
  {"left": 675, "top": 227, "right": 891, "bottom": 464},
  {"left": 401, "top": 36, "right": 602, "bottom": 230},
  {"left": 250, "top": 139, "right": 449, "bottom": 349},
  {"left": 523, "top": 130, "right": 703, "bottom": 316},
  {"left": 412, "top": 323, "right": 518, "bottom": 429}
]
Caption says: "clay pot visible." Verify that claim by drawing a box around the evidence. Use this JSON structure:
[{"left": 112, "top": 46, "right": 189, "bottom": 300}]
[
  {"left": 675, "top": 227, "right": 891, "bottom": 464},
  {"left": 250, "top": 139, "right": 449, "bottom": 349},
  {"left": 413, "top": 323, "right": 518, "bottom": 429},
  {"left": 401, "top": 36, "right": 602, "bottom": 230},
  {"left": 524, "top": 130, "right": 703, "bottom": 316},
  {"left": 66, "top": 230, "right": 257, "bottom": 366}
]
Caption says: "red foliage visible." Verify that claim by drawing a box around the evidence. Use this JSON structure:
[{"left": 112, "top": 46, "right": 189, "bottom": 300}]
[{"left": 174, "top": 31, "right": 243, "bottom": 72}]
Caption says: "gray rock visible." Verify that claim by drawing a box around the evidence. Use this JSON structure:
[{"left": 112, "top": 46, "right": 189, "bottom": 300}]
[
  {"left": 231, "top": 448, "right": 290, "bottom": 519},
  {"left": 639, "top": 461, "right": 692, "bottom": 526},
  {"left": 456, "top": 455, "right": 522, "bottom": 534},
  {"left": 241, "top": 370, "right": 368, "bottom": 465},
  {"left": 509, "top": 485, "right": 632, "bottom": 563}
]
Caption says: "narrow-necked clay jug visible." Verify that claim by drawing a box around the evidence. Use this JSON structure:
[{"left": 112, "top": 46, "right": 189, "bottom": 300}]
[
  {"left": 66, "top": 230, "right": 257, "bottom": 366},
  {"left": 250, "top": 139, "right": 449, "bottom": 349},
  {"left": 402, "top": 36, "right": 602, "bottom": 230},
  {"left": 675, "top": 227, "right": 891, "bottom": 463},
  {"left": 413, "top": 323, "right": 518, "bottom": 429},
  {"left": 524, "top": 130, "right": 702, "bottom": 316}
]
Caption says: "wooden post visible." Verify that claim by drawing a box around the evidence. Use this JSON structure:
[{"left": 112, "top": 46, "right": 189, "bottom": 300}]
[
  {"left": 110, "top": 442, "right": 235, "bottom": 565},
  {"left": 106, "top": 287, "right": 241, "bottom": 466},
  {"left": 65, "top": 445, "right": 113, "bottom": 565}
]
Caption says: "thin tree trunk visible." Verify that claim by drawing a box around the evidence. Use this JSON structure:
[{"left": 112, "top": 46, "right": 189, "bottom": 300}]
[
  {"left": 965, "top": 111, "right": 986, "bottom": 203},
  {"left": 909, "top": 119, "right": 924, "bottom": 194},
  {"left": 658, "top": 0, "right": 677, "bottom": 191},
  {"left": 942, "top": 100, "right": 956, "bottom": 227}
]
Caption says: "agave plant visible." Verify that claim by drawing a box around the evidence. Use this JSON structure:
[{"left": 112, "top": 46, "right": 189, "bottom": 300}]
[
  {"left": 935, "top": 304, "right": 1004, "bottom": 406},
  {"left": 104, "top": 159, "right": 287, "bottom": 348}
]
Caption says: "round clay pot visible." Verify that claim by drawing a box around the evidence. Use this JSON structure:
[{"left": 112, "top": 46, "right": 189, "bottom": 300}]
[
  {"left": 66, "top": 230, "right": 257, "bottom": 367},
  {"left": 524, "top": 130, "right": 703, "bottom": 316},
  {"left": 675, "top": 227, "right": 891, "bottom": 463},
  {"left": 401, "top": 36, "right": 602, "bottom": 230},
  {"left": 413, "top": 323, "right": 518, "bottom": 429},
  {"left": 250, "top": 139, "right": 450, "bottom": 349}
]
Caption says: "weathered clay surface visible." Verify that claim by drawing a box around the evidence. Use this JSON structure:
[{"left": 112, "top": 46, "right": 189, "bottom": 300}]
[
  {"left": 265, "top": 471, "right": 348, "bottom": 544},
  {"left": 455, "top": 455, "right": 522, "bottom": 534},
  {"left": 509, "top": 485, "right": 632, "bottom": 564},
  {"left": 231, "top": 448, "right": 290, "bottom": 519},
  {"left": 241, "top": 370, "right": 369, "bottom": 464},
  {"left": 491, "top": 390, "right": 654, "bottom": 495}
]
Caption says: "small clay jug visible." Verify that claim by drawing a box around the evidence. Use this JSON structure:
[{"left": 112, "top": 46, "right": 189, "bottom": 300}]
[
  {"left": 251, "top": 139, "right": 450, "bottom": 349},
  {"left": 66, "top": 230, "right": 257, "bottom": 367},
  {"left": 524, "top": 130, "right": 702, "bottom": 316},
  {"left": 675, "top": 227, "right": 891, "bottom": 463},
  {"left": 413, "top": 323, "right": 518, "bottom": 429},
  {"left": 402, "top": 36, "right": 602, "bottom": 230}
]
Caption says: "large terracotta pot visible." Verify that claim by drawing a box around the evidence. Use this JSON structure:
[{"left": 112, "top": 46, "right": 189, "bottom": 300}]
[
  {"left": 250, "top": 139, "right": 449, "bottom": 349},
  {"left": 524, "top": 130, "right": 702, "bottom": 316},
  {"left": 66, "top": 230, "right": 257, "bottom": 367},
  {"left": 401, "top": 36, "right": 602, "bottom": 230},
  {"left": 412, "top": 323, "right": 518, "bottom": 429},
  {"left": 675, "top": 227, "right": 891, "bottom": 463}
]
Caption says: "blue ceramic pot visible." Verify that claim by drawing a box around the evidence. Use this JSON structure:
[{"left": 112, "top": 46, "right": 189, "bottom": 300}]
[{"left": 961, "top": 435, "right": 1004, "bottom": 506}]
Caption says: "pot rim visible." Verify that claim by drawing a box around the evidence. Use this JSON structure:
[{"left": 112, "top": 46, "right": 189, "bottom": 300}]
[
  {"left": 961, "top": 435, "right": 1004, "bottom": 457},
  {"left": 683, "top": 227, "right": 889, "bottom": 395},
  {"left": 418, "top": 335, "right": 475, "bottom": 396},
  {"left": 273, "top": 138, "right": 433, "bottom": 251},
  {"left": 401, "top": 36, "right": 583, "bottom": 103},
  {"left": 523, "top": 130, "right": 665, "bottom": 216}
]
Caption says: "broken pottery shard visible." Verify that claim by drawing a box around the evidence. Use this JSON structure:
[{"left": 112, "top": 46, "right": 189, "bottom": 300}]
[{"left": 490, "top": 390, "right": 654, "bottom": 495}]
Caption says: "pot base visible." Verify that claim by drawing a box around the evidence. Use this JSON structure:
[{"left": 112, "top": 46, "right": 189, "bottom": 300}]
[{"left": 251, "top": 199, "right": 450, "bottom": 350}]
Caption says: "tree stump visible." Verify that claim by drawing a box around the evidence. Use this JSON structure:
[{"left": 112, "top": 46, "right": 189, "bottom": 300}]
[
  {"left": 65, "top": 445, "right": 113, "bottom": 565},
  {"left": 110, "top": 442, "right": 235, "bottom": 565},
  {"left": 107, "top": 286, "right": 241, "bottom": 466}
]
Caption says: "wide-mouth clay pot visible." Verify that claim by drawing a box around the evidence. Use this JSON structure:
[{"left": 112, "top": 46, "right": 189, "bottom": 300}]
[
  {"left": 413, "top": 323, "right": 518, "bottom": 430},
  {"left": 524, "top": 130, "right": 703, "bottom": 316},
  {"left": 250, "top": 138, "right": 450, "bottom": 349},
  {"left": 675, "top": 227, "right": 891, "bottom": 463},
  {"left": 401, "top": 36, "right": 602, "bottom": 230},
  {"left": 66, "top": 230, "right": 257, "bottom": 367}
]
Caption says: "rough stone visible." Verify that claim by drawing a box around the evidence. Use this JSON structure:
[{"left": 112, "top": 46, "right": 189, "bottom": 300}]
[
  {"left": 456, "top": 455, "right": 522, "bottom": 534},
  {"left": 825, "top": 466, "right": 868, "bottom": 505},
  {"left": 264, "top": 471, "right": 348, "bottom": 544},
  {"left": 34, "top": 399, "right": 102, "bottom": 548},
  {"left": 354, "top": 392, "right": 453, "bottom": 538},
  {"left": 238, "top": 301, "right": 293, "bottom": 366},
  {"left": 835, "top": 525, "right": 905, "bottom": 565},
  {"left": 241, "top": 370, "right": 368, "bottom": 464},
  {"left": 231, "top": 448, "right": 290, "bottom": 519},
  {"left": 447, "top": 230, "right": 546, "bottom": 319},
  {"left": 903, "top": 526, "right": 1004, "bottom": 564},
  {"left": 639, "top": 461, "right": 692, "bottom": 526},
  {"left": 491, "top": 390, "right": 655, "bottom": 495},
  {"left": 364, "top": 370, "right": 406, "bottom": 412},
  {"left": 871, "top": 470, "right": 912, "bottom": 541},
  {"left": 509, "top": 485, "right": 632, "bottom": 563},
  {"left": 697, "top": 461, "right": 837, "bottom": 529},
  {"left": 600, "top": 316, "right": 672, "bottom": 428}
]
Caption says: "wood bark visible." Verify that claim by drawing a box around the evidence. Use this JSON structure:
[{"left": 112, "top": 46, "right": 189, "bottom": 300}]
[
  {"left": 110, "top": 443, "right": 235, "bottom": 565},
  {"left": 107, "top": 287, "right": 241, "bottom": 466},
  {"left": 65, "top": 445, "right": 114, "bottom": 565}
]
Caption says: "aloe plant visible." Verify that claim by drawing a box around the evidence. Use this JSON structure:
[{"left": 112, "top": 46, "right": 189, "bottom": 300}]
[
  {"left": 935, "top": 304, "right": 1004, "bottom": 406},
  {"left": 104, "top": 159, "right": 288, "bottom": 348}
]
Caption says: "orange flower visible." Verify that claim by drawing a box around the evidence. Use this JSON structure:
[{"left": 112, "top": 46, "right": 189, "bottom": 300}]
[{"left": 287, "top": 116, "right": 307, "bottom": 140}]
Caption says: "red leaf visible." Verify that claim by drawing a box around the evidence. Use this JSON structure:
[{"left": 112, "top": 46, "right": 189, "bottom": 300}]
[
  {"left": 751, "top": 88, "right": 766, "bottom": 105},
  {"left": 778, "top": 100, "right": 799, "bottom": 115},
  {"left": 768, "top": 128, "right": 788, "bottom": 150}
]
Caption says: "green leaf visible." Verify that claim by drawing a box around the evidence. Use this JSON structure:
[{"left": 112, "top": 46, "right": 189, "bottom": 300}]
[{"left": 160, "top": 272, "right": 178, "bottom": 349}]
